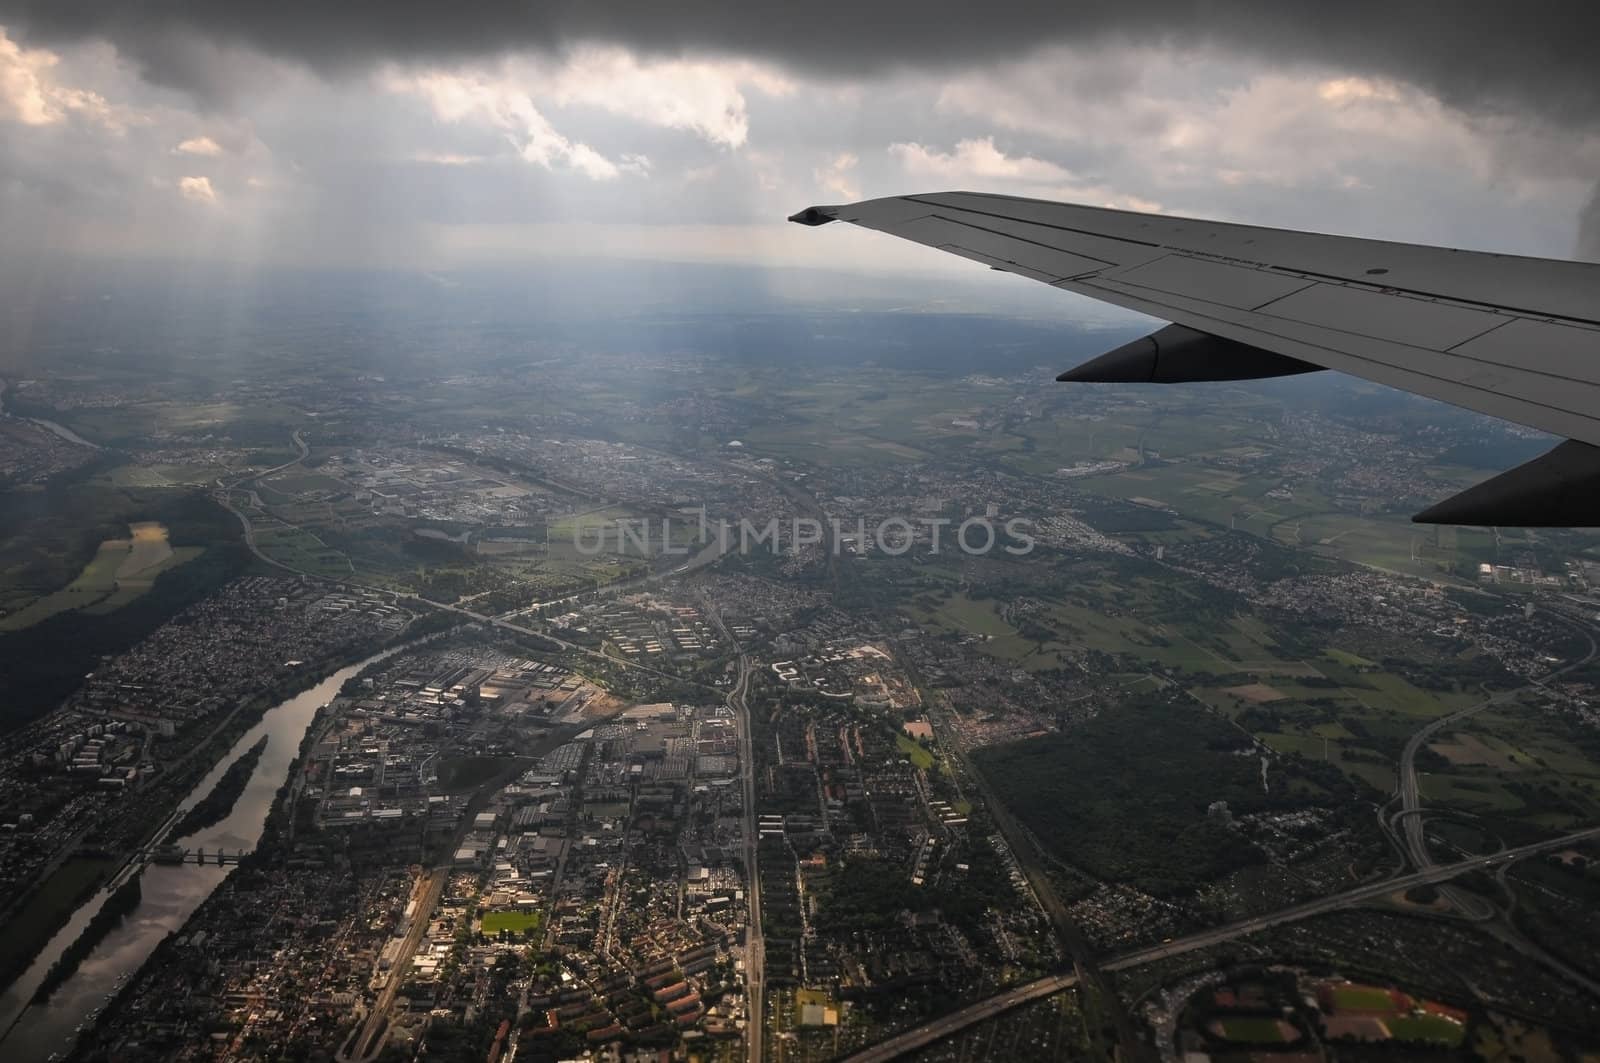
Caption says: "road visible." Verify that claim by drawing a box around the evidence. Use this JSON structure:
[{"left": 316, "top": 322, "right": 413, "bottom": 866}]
[
  {"left": 842, "top": 823, "right": 1600, "bottom": 1062},
  {"left": 219, "top": 486, "right": 696, "bottom": 689},
  {"left": 216, "top": 433, "right": 752, "bottom": 702},
  {"left": 707, "top": 602, "right": 764, "bottom": 1063}
]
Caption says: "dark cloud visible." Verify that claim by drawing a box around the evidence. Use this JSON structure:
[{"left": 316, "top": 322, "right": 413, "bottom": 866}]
[
  {"left": 3, "top": 1, "right": 1599, "bottom": 128},
  {"left": 1579, "top": 184, "right": 1600, "bottom": 262}
]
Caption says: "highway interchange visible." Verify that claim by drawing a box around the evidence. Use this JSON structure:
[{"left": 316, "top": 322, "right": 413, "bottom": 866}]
[{"left": 844, "top": 822, "right": 1600, "bottom": 1063}]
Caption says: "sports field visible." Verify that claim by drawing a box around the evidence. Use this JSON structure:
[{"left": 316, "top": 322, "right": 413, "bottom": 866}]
[{"left": 480, "top": 910, "right": 542, "bottom": 936}]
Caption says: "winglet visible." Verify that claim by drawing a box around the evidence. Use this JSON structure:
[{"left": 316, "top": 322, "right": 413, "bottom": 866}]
[
  {"left": 788, "top": 205, "right": 839, "bottom": 226},
  {"left": 1413, "top": 439, "right": 1600, "bottom": 526}
]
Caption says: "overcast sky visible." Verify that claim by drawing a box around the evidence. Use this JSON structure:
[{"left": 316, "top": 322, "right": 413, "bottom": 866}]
[{"left": 1, "top": 2, "right": 1597, "bottom": 279}]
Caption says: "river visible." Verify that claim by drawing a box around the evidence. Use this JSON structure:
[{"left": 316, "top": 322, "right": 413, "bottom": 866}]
[
  {"left": 0, "top": 642, "right": 413, "bottom": 1060},
  {"left": 0, "top": 378, "right": 101, "bottom": 451}
]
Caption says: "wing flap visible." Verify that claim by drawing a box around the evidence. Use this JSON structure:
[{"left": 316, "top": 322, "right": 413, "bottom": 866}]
[
  {"left": 1109, "top": 255, "right": 1315, "bottom": 311},
  {"left": 1254, "top": 283, "right": 1505, "bottom": 350},
  {"left": 1450, "top": 318, "right": 1600, "bottom": 386}
]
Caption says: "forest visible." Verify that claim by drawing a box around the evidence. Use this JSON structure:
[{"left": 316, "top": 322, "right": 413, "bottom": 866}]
[{"left": 974, "top": 693, "right": 1357, "bottom": 897}]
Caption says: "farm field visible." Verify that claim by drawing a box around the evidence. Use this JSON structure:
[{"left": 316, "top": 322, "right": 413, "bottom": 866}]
[
  {"left": 903, "top": 574, "right": 1309, "bottom": 679},
  {"left": 0, "top": 521, "right": 197, "bottom": 631},
  {"left": 252, "top": 522, "right": 353, "bottom": 578}
]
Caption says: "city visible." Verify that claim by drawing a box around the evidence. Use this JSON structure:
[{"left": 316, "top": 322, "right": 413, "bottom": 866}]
[{"left": 2, "top": 331, "right": 1600, "bottom": 1060}]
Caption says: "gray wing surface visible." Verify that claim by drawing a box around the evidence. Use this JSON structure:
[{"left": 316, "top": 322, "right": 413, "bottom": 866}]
[{"left": 791, "top": 191, "right": 1600, "bottom": 526}]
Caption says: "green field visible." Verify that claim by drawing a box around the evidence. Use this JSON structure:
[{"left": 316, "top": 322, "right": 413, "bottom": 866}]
[
  {"left": 896, "top": 733, "right": 934, "bottom": 770},
  {"left": 0, "top": 521, "right": 197, "bottom": 631},
  {"left": 480, "top": 910, "right": 542, "bottom": 936},
  {"left": 1332, "top": 984, "right": 1398, "bottom": 1011},
  {"left": 1389, "top": 1013, "right": 1467, "bottom": 1046},
  {"left": 1261, "top": 732, "right": 1395, "bottom": 794},
  {"left": 1325, "top": 648, "right": 1377, "bottom": 668},
  {"left": 1214, "top": 1016, "right": 1295, "bottom": 1043},
  {"left": 252, "top": 523, "right": 353, "bottom": 577},
  {"left": 900, "top": 574, "right": 1307, "bottom": 678}
]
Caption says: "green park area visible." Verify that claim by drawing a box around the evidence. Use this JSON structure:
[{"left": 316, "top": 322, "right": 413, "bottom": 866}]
[{"left": 895, "top": 732, "right": 934, "bottom": 770}]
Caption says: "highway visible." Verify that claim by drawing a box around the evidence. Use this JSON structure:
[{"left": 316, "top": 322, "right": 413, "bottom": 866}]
[
  {"left": 1394, "top": 616, "right": 1594, "bottom": 923},
  {"left": 842, "top": 823, "right": 1600, "bottom": 1062}
]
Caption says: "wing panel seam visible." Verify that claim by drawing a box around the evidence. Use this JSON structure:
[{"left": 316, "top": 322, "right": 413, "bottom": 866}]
[
  {"left": 1091, "top": 276, "right": 1592, "bottom": 390},
  {"left": 902, "top": 195, "right": 1163, "bottom": 251},
  {"left": 1266, "top": 266, "right": 1600, "bottom": 329},
  {"left": 926, "top": 212, "right": 1120, "bottom": 269},
  {"left": 1445, "top": 318, "right": 1516, "bottom": 353},
  {"left": 1248, "top": 282, "right": 1318, "bottom": 312},
  {"left": 1070, "top": 278, "right": 1600, "bottom": 441}
]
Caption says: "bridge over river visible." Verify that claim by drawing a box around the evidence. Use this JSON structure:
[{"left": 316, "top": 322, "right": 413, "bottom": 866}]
[{"left": 145, "top": 846, "right": 252, "bottom": 867}]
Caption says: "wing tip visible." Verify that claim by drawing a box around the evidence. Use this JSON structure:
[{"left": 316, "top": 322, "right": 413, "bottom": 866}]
[{"left": 788, "top": 205, "right": 839, "bottom": 227}]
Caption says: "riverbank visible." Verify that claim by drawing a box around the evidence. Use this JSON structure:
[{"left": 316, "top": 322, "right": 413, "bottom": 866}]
[
  {"left": 0, "top": 378, "right": 100, "bottom": 450},
  {"left": 163, "top": 736, "right": 269, "bottom": 843},
  {"left": 31, "top": 878, "right": 141, "bottom": 1005},
  {"left": 0, "top": 626, "right": 461, "bottom": 1059},
  {"left": 0, "top": 617, "right": 450, "bottom": 1000}
]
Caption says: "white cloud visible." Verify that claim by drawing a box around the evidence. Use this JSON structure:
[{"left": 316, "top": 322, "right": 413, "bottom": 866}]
[
  {"left": 176, "top": 134, "right": 223, "bottom": 155},
  {"left": 410, "top": 151, "right": 488, "bottom": 165},
  {"left": 890, "top": 136, "right": 1075, "bottom": 184},
  {"left": 886, "top": 136, "right": 1162, "bottom": 212},
  {"left": 813, "top": 151, "right": 859, "bottom": 200},
  {"left": 2, "top": 31, "right": 1595, "bottom": 272},
  {"left": 0, "top": 27, "right": 114, "bottom": 128},
  {"left": 546, "top": 48, "right": 789, "bottom": 149},
  {"left": 179, "top": 175, "right": 217, "bottom": 203},
  {"left": 930, "top": 50, "right": 1600, "bottom": 205},
  {"left": 386, "top": 49, "right": 793, "bottom": 183},
  {"left": 389, "top": 69, "right": 628, "bottom": 180}
]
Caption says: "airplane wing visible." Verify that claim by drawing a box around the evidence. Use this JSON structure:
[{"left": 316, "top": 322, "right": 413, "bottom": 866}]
[{"left": 790, "top": 192, "right": 1600, "bottom": 526}]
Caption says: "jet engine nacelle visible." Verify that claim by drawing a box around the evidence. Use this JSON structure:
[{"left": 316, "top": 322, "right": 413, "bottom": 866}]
[{"left": 1058, "top": 324, "right": 1322, "bottom": 383}]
